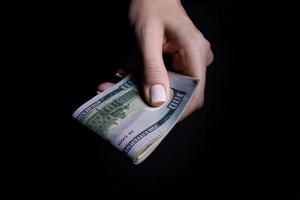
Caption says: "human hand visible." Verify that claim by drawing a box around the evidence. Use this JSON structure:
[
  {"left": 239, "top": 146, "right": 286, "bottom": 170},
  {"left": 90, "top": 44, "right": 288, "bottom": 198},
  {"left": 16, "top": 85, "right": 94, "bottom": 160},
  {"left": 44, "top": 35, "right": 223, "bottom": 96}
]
[{"left": 98, "top": 0, "right": 213, "bottom": 120}]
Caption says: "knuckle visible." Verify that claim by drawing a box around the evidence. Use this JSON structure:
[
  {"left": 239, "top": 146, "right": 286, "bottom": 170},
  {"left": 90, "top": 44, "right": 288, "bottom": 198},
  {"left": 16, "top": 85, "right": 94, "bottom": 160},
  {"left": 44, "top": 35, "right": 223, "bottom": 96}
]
[
  {"left": 135, "top": 18, "right": 161, "bottom": 39},
  {"left": 207, "top": 50, "right": 214, "bottom": 65},
  {"left": 191, "top": 91, "right": 205, "bottom": 110},
  {"left": 200, "top": 38, "right": 211, "bottom": 51},
  {"left": 187, "top": 31, "right": 211, "bottom": 52},
  {"left": 143, "top": 63, "right": 167, "bottom": 83},
  {"left": 196, "top": 98, "right": 204, "bottom": 110},
  {"left": 144, "top": 63, "right": 164, "bottom": 75}
]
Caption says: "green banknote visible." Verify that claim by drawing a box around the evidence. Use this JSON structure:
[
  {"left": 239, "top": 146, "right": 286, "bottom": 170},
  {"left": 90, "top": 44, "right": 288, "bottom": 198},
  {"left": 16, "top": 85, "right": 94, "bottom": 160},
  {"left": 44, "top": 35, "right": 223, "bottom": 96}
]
[{"left": 72, "top": 71, "right": 198, "bottom": 164}]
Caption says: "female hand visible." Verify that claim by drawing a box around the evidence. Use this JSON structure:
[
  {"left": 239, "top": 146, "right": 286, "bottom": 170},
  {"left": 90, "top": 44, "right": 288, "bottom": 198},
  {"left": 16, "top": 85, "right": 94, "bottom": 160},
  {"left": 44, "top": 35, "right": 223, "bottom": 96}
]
[{"left": 98, "top": 0, "right": 213, "bottom": 120}]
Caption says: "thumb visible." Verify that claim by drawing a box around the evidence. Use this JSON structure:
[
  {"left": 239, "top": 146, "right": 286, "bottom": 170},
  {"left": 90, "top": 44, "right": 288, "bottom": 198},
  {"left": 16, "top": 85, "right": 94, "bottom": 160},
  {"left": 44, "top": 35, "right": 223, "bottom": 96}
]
[{"left": 138, "top": 24, "right": 169, "bottom": 107}]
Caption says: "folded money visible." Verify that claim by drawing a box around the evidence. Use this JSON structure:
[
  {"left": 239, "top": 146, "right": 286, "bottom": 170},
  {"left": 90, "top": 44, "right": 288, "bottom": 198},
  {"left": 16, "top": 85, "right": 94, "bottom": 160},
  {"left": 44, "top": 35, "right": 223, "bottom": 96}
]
[{"left": 72, "top": 71, "right": 198, "bottom": 164}]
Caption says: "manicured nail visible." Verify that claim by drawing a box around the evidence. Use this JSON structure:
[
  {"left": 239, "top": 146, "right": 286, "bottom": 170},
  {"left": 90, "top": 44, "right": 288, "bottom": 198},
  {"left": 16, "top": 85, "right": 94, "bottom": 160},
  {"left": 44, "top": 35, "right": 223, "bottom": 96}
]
[
  {"left": 115, "top": 72, "right": 124, "bottom": 78},
  {"left": 150, "top": 84, "right": 167, "bottom": 106}
]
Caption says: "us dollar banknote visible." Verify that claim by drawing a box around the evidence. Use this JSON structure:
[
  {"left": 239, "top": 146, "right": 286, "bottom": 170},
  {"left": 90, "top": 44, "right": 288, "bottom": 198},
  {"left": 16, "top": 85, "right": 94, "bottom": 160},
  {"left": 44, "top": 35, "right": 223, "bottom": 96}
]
[{"left": 72, "top": 71, "right": 198, "bottom": 164}]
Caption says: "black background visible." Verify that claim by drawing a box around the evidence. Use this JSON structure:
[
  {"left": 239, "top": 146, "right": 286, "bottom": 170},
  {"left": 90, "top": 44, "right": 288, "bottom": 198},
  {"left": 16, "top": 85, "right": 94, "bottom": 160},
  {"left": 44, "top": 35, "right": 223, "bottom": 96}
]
[{"left": 6, "top": 1, "right": 299, "bottom": 198}]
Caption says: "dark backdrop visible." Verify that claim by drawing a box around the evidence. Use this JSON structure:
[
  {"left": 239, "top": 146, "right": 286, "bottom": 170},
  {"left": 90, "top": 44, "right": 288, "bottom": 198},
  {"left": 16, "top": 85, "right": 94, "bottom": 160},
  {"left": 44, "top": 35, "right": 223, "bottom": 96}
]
[{"left": 7, "top": 1, "right": 299, "bottom": 198}]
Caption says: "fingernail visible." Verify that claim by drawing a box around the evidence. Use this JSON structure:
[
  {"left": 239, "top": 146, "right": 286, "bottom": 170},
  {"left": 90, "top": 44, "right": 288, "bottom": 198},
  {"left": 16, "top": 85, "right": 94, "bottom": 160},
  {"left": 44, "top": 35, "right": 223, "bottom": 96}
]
[
  {"left": 115, "top": 72, "right": 124, "bottom": 78},
  {"left": 150, "top": 84, "right": 167, "bottom": 106}
]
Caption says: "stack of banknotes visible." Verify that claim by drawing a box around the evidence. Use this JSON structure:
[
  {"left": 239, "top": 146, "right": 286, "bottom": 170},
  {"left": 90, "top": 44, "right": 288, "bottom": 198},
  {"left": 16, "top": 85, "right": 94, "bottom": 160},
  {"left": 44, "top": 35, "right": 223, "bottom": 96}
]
[{"left": 72, "top": 71, "right": 198, "bottom": 164}]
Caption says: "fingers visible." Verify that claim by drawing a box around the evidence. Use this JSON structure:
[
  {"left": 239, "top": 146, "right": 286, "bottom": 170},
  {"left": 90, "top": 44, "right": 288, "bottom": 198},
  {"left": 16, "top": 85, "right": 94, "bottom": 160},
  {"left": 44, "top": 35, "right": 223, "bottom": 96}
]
[
  {"left": 137, "top": 22, "right": 169, "bottom": 107},
  {"left": 115, "top": 68, "right": 128, "bottom": 78},
  {"left": 96, "top": 68, "right": 129, "bottom": 93},
  {"left": 207, "top": 49, "right": 214, "bottom": 66},
  {"left": 179, "top": 33, "right": 212, "bottom": 117},
  {"left": 184, "top": 33, "right": 211, "bottom": 77},
  {"left": 97, "top": 82, "right": 114, "bottom": 93}
]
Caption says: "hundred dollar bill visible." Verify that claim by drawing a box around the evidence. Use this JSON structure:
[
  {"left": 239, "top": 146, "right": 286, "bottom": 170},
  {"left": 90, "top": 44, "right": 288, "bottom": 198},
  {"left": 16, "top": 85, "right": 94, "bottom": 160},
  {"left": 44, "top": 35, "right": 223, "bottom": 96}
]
[{"left": 72, "top": 71, "right": 198, "bottom": 164}]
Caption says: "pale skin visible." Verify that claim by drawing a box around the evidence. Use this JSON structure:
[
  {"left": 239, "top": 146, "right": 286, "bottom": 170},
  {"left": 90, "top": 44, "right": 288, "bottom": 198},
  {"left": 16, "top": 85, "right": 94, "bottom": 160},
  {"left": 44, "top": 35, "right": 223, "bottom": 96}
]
[{"left": 98, "top": 0, "right": 213, "bottom": 120}]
